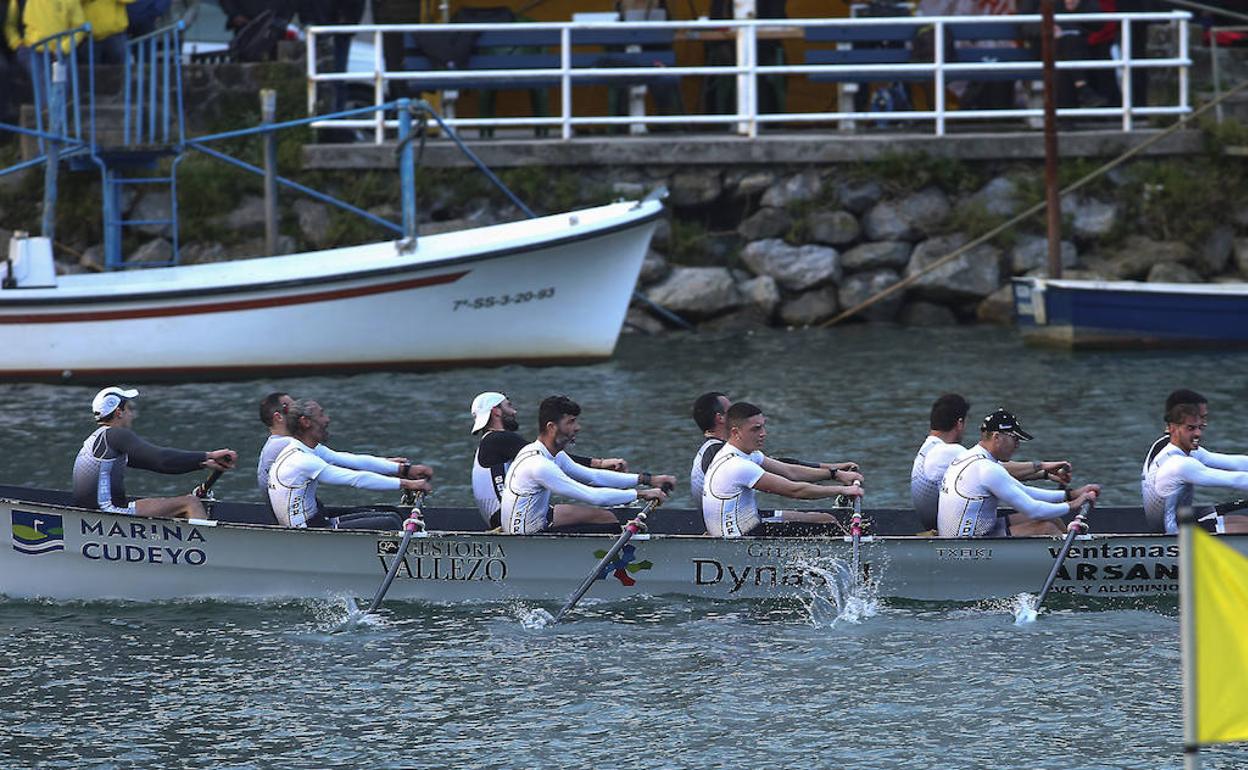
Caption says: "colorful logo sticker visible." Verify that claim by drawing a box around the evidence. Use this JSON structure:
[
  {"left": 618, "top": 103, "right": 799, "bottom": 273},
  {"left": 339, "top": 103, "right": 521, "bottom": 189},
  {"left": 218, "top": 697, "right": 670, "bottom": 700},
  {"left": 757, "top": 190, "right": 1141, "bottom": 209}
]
[
  {"left": 11, "top": 510, "right": 64, "bottom": 555},
  {"left": 593, "top": 543, "right": 652, "bottom": 586}
]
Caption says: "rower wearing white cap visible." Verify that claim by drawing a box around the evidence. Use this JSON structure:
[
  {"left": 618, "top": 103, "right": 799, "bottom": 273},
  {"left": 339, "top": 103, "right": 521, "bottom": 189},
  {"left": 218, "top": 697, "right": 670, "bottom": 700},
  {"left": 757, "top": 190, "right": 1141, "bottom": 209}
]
[
  {"left": 72, "top": 387, "right": 238, "bottom": 520},
  {"left": 702, "top": 402, "right": 864, "bottom": 538},
  {"left": 912, "top": 393, "right": 1073, "bottom": 532},
  {"left": 1142, "top": 399, "right": 1248, "bottom": 534},
  {"left": 470, "top": 391, "right": 627, "bottom": 529},
  {"left": 500, "top": 395, "right": 673, "bottom": 535},
  {"left": 937, "top": 408, "right": 1098, "bottom": 538}
]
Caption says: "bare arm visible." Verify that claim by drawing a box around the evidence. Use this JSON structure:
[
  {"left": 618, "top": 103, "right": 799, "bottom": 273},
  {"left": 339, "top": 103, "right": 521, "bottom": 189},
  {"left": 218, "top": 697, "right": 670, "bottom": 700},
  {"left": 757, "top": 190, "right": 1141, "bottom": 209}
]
[
  {"left": 753, "top": 471, "right": 864, "bottom": 501},
  {"left": 761, "top": 457, "right": 863, "bottom": 485}
]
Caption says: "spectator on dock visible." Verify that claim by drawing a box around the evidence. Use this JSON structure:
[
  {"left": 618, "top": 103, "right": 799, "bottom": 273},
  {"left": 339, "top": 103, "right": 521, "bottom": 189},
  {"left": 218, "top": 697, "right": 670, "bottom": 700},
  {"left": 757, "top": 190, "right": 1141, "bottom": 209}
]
[
  {"left": 299, "top": 0, "right": 364, "bottom": 116},
  {"left": 1018, "top": 0, "right": 1112, "bottom": 108},
  {"left": 220, "top": 0, "right": 294, "bottom": 61},
  {"left": 125, "top": 0, "right": 170, "bottom": 39},
  {"left": 373, "top": 0, "right": 424, "bottom": 99},
  {"left": 81, "top": 0, "right": 133, "bottom": 64},
  {"left": 5, "top": 0, "right": 87, "bottom": 70}
]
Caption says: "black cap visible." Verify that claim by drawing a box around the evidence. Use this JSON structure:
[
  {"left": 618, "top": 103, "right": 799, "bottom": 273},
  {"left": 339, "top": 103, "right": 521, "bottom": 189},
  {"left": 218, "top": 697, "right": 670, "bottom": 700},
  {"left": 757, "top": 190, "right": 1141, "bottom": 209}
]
[{"left": 980, "top": 408, "right": 1033, "bottom": 441}]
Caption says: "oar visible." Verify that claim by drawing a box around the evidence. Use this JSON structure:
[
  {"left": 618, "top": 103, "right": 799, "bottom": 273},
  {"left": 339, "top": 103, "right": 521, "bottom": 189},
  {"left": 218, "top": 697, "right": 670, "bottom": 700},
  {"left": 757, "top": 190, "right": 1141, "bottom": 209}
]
[
  {"left": 850, "top": 480, "right": 863, "bottom": 587},
  {"left": 191, "top": 469, "right": 224, "bottom": 499},
  {"left": 1032, "top": 500, "right": 1093, "bottom": 615},
  {"left": 364, "top": 492, "right": 426, "bottom": 615},
  {"left": 553, "top": 486, "right": 670, "bottom": 624}
]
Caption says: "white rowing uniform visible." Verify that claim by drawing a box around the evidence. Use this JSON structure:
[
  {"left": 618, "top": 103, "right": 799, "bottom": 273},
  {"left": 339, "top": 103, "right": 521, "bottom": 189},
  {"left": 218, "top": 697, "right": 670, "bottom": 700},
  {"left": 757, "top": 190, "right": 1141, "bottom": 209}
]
[
  {"left": 500, "top": 440, "right": 639, "bottom": 535},
  {"left": 702, "top": 444, "right": 766, "bottom": 538},
  {"left": 910, "top": 435, "right": 965, "bottom": 531},
  {"left": 690, "top": 437, "right": 725, "bottom": 504},
  {"left": 268, "top": 440, "right": 401, "bottom": 527},
  {"left": 1141, "top": 442, "right": 1248, "bottom": 534},
  {"left": 937, "top": 444, "right": 1067, "bottom": 538},
  {"left": 256, "top": 434, "right": 399, "bottom": 502}
]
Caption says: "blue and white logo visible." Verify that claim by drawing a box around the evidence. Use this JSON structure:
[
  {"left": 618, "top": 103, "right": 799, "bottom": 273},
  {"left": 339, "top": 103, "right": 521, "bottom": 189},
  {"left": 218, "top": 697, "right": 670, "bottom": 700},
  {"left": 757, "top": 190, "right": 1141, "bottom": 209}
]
[{"left": 11, "top": 510, "right": 64, "bottom": 555}]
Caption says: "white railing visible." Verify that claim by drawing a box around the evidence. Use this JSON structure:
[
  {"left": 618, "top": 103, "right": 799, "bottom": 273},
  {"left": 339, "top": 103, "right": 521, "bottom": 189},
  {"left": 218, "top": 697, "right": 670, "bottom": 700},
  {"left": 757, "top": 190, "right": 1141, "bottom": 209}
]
[{"left": 306, "top": 11, "right": 1191, "bottom": 143}]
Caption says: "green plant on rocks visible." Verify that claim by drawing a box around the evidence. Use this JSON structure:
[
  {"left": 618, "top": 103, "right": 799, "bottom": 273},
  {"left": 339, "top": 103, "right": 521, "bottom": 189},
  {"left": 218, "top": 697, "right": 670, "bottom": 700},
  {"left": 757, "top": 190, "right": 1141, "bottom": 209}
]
[{"left": 855, "top": 150, "right": 983, "bottom": 195}]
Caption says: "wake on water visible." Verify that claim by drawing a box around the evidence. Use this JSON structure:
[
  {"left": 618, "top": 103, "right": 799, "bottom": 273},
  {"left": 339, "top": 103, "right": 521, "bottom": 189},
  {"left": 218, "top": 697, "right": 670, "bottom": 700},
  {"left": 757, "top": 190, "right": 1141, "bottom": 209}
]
[{"left": 796, "top": 558, "right": 879, "bottom": 628}]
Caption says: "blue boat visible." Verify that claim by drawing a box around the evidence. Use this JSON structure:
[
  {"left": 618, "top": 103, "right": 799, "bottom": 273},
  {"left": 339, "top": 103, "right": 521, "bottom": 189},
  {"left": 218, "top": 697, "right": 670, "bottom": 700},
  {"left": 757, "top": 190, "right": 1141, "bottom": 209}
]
[{"left": 1011, "top": 277, "right": 1248, "bottom": 348}]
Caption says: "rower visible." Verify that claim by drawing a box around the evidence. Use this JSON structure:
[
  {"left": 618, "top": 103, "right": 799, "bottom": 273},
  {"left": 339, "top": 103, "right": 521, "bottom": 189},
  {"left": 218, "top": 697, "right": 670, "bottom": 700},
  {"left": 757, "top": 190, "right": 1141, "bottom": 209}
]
[
  {"left": 690, "top": 392, "right": 731, "bottom": 503},
  {"left": 470, "top": 391, "right": 628, "bottom": 529},
  {"left": 256, "top": 391, "right": 432, "bottom": 509},
  {"left": 268, "top": 399, "right": 431, "bottom": 529},
  {"left": 702, "top": 402, "right": 864, "bottom": 538},
  {"left": 937, "top": 408, "right": 1098, "bottom": 538},
  {"left": 1142, "top": 389, "right": 1208, "bottom": 483},
  {"left": 500, "top": 395, "right": 673, "bottom": 535},
  {"left": 1142, "top": 400, "right": 1248, "bottom": 534},
  {"left": 72, "top": 387, "right": 237, "bottom": 520},
  {"left": 912, "top": 393, "right": 1074, "bottom": 532}
]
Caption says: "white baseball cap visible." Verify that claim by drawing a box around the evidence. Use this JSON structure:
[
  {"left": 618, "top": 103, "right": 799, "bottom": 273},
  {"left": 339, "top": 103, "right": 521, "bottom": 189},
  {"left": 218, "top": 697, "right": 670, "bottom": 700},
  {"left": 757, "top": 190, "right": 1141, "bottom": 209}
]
[
  {"left": 470, "top": 392, "right": 506, "bottom": 433},
  {"left": 92, "top": 386, "right": 139, "bottom": 420}
]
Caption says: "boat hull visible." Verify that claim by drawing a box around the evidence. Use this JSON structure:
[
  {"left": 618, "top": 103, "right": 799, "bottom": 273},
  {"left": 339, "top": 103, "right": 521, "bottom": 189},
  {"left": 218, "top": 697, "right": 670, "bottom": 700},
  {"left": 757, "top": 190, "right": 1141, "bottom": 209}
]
[
  {"left": 0, "top": 201, "right": 660, "bottom": 380},
  {"left": 1012, "top": 276, "right": 1248, "bottom": 349},
  {"left": 0, "top": 496, "right": 1210, "bottom": 604}
]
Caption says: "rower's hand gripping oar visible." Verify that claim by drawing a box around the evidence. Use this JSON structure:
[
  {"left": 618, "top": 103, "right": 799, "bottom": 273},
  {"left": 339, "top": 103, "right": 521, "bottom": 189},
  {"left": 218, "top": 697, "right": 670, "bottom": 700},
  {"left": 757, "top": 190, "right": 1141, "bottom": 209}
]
[
  {"left": 552, "top": 484, "right": 673, "bottom": 625},
  {"left": 191, "top": 469, "right": 224, "bottom": 499},
  {"left": 1033, "top": 500, "right": 1092, "bottom": 614},
  {"left": 364, "top": 491, "right": 427, "bottom": 615}
]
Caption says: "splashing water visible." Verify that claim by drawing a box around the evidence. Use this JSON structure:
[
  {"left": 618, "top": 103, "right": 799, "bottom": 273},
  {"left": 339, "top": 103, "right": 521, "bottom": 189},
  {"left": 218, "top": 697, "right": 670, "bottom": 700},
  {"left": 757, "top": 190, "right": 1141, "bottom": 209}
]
[
  {"left": 798, "top": 559, "right": 879, "bottom": 628},
  {"left": 1012, "top": 593, "right": 1039, "bottom": 625},
  {"left": 513, "top": 604, "right": 556, "bottom": 630},
  {"left": 326, "top": 596, "right": 388, "bottom": 634}
]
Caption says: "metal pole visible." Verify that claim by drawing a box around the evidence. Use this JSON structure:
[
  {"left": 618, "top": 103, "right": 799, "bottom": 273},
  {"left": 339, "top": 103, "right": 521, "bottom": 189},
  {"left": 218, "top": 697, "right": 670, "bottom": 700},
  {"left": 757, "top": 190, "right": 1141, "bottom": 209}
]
[
  {"left": 42, "top": 60, "right": 65, "bottom": 243},
  {"left": 397, "top": 98, "right": 418, "bottom": 248},
  {"left": 1179, "top": 516, "right": 1202, "bottom": 770},
  {"left": 261, "top": 89, "right": 278, "bottom": 257},
  {"left": 1041, "top": 0, "right": 1062, "bottom": 279}
]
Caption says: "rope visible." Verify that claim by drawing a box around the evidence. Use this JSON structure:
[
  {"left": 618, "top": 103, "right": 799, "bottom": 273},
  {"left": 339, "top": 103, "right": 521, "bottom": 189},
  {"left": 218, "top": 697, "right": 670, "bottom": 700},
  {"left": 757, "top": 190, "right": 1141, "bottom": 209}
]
[{"left": 822, "top": 78, "right": 1248, "bottom": 328}]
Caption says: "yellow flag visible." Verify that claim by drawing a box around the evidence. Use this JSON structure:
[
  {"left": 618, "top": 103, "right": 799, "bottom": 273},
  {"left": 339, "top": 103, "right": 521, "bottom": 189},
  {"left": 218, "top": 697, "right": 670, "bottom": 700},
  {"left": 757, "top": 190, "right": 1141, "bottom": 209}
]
[{"left": 1191, "top": 528, "right": 1248, "bottom": 745}]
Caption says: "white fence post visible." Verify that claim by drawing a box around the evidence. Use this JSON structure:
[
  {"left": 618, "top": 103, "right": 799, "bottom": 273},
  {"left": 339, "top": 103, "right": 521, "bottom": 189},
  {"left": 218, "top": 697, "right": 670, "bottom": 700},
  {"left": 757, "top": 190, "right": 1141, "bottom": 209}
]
[{"left": 560, "top": 26, "right": 572, "bottom": 140}]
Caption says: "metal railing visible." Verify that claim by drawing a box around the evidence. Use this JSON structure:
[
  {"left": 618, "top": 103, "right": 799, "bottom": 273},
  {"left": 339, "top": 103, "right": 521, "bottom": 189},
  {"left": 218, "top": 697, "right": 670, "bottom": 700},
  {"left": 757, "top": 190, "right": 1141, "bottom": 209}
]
[
  {"left": 122, "top": 22, "right": 186, "bottom": 147},
  {"left": 306, "top": 11, "right": 1191, "bottom": 141}
]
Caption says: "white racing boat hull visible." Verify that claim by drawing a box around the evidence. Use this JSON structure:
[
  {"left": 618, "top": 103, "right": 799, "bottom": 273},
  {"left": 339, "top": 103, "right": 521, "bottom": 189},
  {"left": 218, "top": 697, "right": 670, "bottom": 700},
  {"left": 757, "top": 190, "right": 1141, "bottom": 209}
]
[
  {"left": 0, "top": 200, "right": 661, "bottom": 379},
  {"left": 0, "top": 495, "right": 1209, "bottom": 604}
]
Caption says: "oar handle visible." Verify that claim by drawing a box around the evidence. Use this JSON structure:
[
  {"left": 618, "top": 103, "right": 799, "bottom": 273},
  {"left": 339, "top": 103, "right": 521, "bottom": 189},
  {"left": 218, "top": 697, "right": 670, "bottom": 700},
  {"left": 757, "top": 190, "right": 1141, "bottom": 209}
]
[
  {"left": 192, "top": 469, "right": 224, "bottom": 499},
  {"left": 850, "top": 480, "right": 863, "bottom": 536},
  {"left": 402, "top": 490, "right": 427, "bottom": 533}
]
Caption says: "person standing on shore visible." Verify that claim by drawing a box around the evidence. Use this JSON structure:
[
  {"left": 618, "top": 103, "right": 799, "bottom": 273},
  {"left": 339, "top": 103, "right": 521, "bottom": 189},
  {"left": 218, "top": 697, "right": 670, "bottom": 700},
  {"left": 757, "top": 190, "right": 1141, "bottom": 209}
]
[
  {"left": 470, "top": 391, "right": 627, "bottom": 529},
  {"left": 500, "top": 395, "right": 672, "bottom": 535},
  {"left": 73, "top": 387, "right": 237, "bottom": 520},
  {"left": 912, "top": 393, "right": 1073, "bottom": 532},
  {"left": 702, "top": 402, "right": 864, "bottom": 538},
  {"left": 1142, "top": 399, "right": 1248, "bottom": 534},
  {"left": 937, "top": 408, "right": 1098, "bottom": 538}
]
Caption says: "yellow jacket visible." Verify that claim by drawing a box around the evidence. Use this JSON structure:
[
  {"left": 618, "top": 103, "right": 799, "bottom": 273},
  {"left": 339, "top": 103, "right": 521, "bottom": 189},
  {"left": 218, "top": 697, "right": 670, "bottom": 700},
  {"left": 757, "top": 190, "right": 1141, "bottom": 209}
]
[
  {"left": 81, "top": 0, "right": 133, "bottom": 40},
  {"left": 5, "top": 0, "right": 87, "bottom": 52}
]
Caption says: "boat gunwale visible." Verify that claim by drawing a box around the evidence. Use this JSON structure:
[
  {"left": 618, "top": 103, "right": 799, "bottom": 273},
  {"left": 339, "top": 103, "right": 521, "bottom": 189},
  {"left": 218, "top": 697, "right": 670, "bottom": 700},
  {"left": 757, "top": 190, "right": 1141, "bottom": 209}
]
[{"left": 1012, "top": 276, "right": 1248, "bottom": 297}]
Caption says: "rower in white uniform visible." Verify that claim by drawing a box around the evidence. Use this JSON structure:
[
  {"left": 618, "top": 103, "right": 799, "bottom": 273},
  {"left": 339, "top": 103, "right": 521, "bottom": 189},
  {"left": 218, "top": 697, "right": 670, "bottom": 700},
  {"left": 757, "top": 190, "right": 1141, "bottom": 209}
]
[
  {"left": 1141, "top": 399, "right": 1248, "bottom": 534},
  {"left": 268, "top": 399, "right": 431, "bottom": 529},
  {"left": 702, "top": 402, "right": 864, "bottom": 538},
  {"left": 470, "top": 391, "right": 627, "bottom": 529},
  {"left": 500, "top": 395, "right": 674, "bottom": 535},
  {"left": 1141, "top": 388, "right": 1207, "bottom": 498},
  {"left": 937, "top": 408, "right": 1098, "bottom": 538},
  {"left": 912, "top": 393, "right": 1073, "bottom": 532},
  {"left": 690, "top": 392, "right": 731, "bottom": 503}
]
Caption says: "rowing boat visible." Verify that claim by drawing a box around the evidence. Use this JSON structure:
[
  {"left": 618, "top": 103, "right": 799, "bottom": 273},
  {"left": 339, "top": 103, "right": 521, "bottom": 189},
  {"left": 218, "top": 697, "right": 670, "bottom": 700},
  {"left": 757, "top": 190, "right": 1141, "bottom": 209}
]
[
  {"left": 0, "top": 484, "right": 1216, "bottom": 604},
  {"left": 0, "top": 198, "right": 661, "bottom": 380}
]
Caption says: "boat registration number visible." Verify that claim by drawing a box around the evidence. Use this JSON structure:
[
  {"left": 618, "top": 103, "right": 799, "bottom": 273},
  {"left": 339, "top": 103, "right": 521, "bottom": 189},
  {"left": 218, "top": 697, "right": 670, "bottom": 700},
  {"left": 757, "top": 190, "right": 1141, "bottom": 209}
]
[{"left": 453, "top": 286, "right": 556, "bottom": 311}]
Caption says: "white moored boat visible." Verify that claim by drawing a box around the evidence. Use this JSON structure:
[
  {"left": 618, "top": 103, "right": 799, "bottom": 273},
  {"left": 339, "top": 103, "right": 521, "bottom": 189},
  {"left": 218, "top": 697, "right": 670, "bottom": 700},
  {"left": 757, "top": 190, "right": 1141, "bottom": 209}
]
[
  {"left": 0, "top": 199, "right": 661, "bottom": 380},
  {"left": 0, "top": 485, "right": 1212, "bottom": 604}
]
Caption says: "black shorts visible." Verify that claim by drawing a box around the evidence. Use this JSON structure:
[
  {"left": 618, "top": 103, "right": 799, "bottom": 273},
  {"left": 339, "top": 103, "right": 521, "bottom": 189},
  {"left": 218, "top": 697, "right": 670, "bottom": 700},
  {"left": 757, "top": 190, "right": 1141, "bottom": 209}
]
[{"left": 490, "top": 506, "right": 554, "bottom": 531}]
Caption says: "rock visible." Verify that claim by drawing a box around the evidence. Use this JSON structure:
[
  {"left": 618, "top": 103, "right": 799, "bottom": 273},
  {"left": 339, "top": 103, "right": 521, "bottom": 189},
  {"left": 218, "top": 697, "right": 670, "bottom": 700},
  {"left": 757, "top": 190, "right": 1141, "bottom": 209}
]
[
  {"left": 761, "top": 170, "right": 823, "bottom": 209},
  {"left": 779, "top": 287, "right": 840, "bottom": 326},
  {"left": 700, "top": 307, "right": 771, "bottom": 332},
  {"left": 129, "top": 193, "right": 173, "bottom": 236},
  {"left": 976, "top": 285, "right": 1015, "bottom": 325},
  {"left": 1008, "top": 235, "right": 1078, "bottom": 275},
  {"left": 906, "top": 233, "right": 1003, "bottom": 301},
  {"left": 421, "top": 218, "right": 478, "bottom": 236},
  {"left": 1195, "top": 225, "right": 1235, "bottom": 276},
  {"left": 669, "top": 170, "right": 722, "bottom": 207},
  {"left": 705, "top": 233, "right": 744, "bottom": 263},
  {"left": 837, "top": 269, "right": 902, "bottom": 322},
  {"left": 1147, "top": 262, "right": 1202, "bottom": 283},
  {"left": 180, "top": 241, "right": 228, "bottom": 264},
  {"left": 739, "top": 275, "right": 781, "bottom": 318},
  {"left": 639, "top": 249, "right": 670, "bottom": 286},
  {"left": 622, "top": 307, "right": 666, "bottom": 334},
  {"left": 55, "top": 261, "right": 89, "bottom": 275},
  {"left": 737, "top": 207, "right": 792, "bottom": 241},
  {"left": 968, "top": 176, "right": 1022, "bottom": 217},
  {"left": 293, "top": 199, "right": 332, "bottom": 247},
  {"left": 740, "top": 239, "right": 841, "bottom": 291},
  {"left": 840, "top": 240, "right": 911, "bottom": 272},
  {"left": 864, "top": 187, "right": 950, "bottom": 241},
  {"left": 1235, "top": 238, "right": 1248, "bottom": 277},
  {"left": 727, "top": 170, "right": 776, "bottom": 198},
  {"left": 650, "top": 218, "right": 671, "bottom": 253},
  {"left": 646, "top": 266, "right": 742, "bottom": 319},
  {"left": 1090, "top": 236, "right": 1192, "bottom": 280},
  {"left": 899, "top": 301, "right": 958, "bottom": 326},
  {"left": 807, "top": 210, "right": 860, "bottom": 246},
  {"left": 1061, "top": 196, "right": 1118, "bottom": 240},
  {"left": 611, "top": 181, "right": 646, "bottom": 198},
  {"left": 79, "top": 244, "right": 104, "bottom": 271},
  {"left": 131, "top": 238, "right": 173, "bottom": 264},
  {"left": 219, "top": 195, "right": 268, "bottom": 232},
  {"left": 225, "top": 235, "right": 297, "bottom": 259},
  {"left": 834, "top": 178, "right": 883, "bottom": 214}
]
